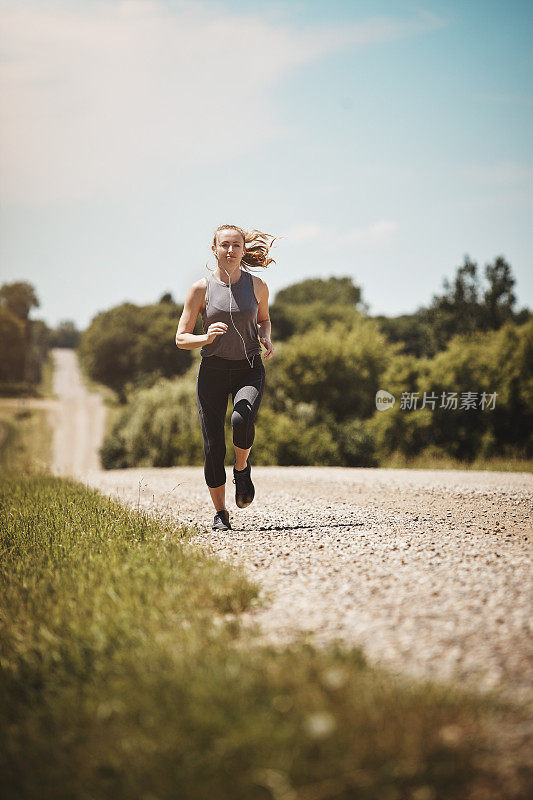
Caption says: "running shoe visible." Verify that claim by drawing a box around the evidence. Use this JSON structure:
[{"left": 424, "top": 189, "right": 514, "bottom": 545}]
[
  {"left": 233, "top": 460, "right": 255, "bottom": 509},
  {"left": 212, "top": 509, "right": 232, "bottom": 531}
]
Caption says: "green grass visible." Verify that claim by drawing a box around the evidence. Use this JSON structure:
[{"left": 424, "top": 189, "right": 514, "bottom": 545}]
[
  {"left": 0, "top": 352, "right": 55, "bottom": 398},
  {"left": 38, "top": 352, "right": 55, "bottom": 397},
  {"left": 1, "top": 472, "right": 530, "bottom": 800},
  {"left": 0, "top": 401, "right": 52, "bottom": 472},
  {"left": 381, "top": 452, "right": 533, "bottom": 473}
]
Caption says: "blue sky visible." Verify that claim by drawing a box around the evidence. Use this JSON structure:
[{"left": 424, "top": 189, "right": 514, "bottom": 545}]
[{"left": 1, "top": 0, "right": 532, "bottom": 328}]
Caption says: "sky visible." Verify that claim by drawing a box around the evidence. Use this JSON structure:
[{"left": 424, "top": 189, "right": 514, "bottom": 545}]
[{"left": 1, "top": 0, "right": 532, "bottom": 329}]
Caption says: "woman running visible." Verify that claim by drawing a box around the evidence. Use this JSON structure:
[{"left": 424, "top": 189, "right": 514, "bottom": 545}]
[{"left": 175, "top": 224, "right": 275, "bottom": 531}]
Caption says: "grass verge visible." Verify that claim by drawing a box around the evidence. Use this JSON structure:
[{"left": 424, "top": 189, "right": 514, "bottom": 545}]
[
  {"left": 1, "top": 472, "right": 530, "bottom": 800},
  {"left": 38, "top": 352, "right": 55, "bottom": 397},
  {"left": 381, "top": 452, "right": 533, "bottom": 473},
  {"left": 0, "top": 401, "right": 52, "bottom": 472}
]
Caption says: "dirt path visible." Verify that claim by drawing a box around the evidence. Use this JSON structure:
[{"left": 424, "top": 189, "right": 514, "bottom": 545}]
[
  {"left": 84, "top": 465, "right": 533, "bottom": 707},
  {"left": 47, "top": 348, "right": 106, "bottom": 478},
  {"left": 48, "top": 351, "right": 532, "bottom": 707}
]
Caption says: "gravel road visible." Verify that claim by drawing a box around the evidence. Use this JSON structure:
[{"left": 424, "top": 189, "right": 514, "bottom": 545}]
[
  {"left": 50, "top": 350, "right": 533, "bottom": 708},
  {"left": 84, "top": 464, "right": 533, "bottom": 707}
]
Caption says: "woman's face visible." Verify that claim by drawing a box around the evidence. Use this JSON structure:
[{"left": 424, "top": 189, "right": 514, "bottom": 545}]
[{"left": 212, "top": 229, "right": 245, "bottom": 267}]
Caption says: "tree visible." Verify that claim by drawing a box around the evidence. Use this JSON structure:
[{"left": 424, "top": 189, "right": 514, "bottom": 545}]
[
  {"left": 418, "top": 255, "right": 522, "bottom": 355},
  {"left": 28, "top": 319, "right": 51, "bottom": 383},
  {"left": 368, "top": 319, "right": 533, "bottom": 462},
  {"left": 374, "top": 311, "right": 432, "bottom": 358},
  {"left": 426, "top": 321, "right": 532, "bottom": 459},
  {"left": 366, "top": 354, "right": 433, "bottom": 459},
  {"left": 483, "top": 256, "right": 516, "bottom": 329},
  {"left": 269, "top": 276, "right": 367, "bottom": 341},
  {"left": 50, "top": 320, "right": 81, "bottom": 348},
  {"left": 424, "top": 256, "right": 484, "bottom": 351},
  {"left": 79, "top": 300, "right": 194, "bottom": 400},
  {"left": 274, "top": 276, "right": 365, "bottom": 309},
  {"left": 0, "top": 281, "right": 46, "bottom": 389},
  {"left": 0, "top": 281, "right": 39, "bottom": 321},
  {"left": 270, "top": 302, "right": 364, "bottom": 341},
  {"left": 265, "top": 316, "right": 393, "bottom": 423},
  {"left": 445, "top": 255, "right": 480, "bottom": 307},
  {"left": 0, "top": 307, "right": 26, "bottom": 381}
]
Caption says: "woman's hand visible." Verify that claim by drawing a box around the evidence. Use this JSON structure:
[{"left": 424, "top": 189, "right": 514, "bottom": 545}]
[
  {"left": 205, "top": 322, "right": 228, "bottom": 344},
  {"left": 260, "top": 337, "right": 274, "bottom": 360}
]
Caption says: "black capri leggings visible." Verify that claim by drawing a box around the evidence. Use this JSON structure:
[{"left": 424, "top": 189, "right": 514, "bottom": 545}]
[{"left": 196, "top": 353, "right": 266, "bottom": 488}]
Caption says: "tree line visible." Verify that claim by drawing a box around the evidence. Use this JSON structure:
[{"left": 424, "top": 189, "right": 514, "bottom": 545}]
[
  {"left": 78, "top": 255, "right": 529, "bottom": 468},
  {"left": 0, "top": 282, "right": 85, "bottom": 394},
  {"left": 1, "top": 255, "right": 530, "bottom": 465},
  {"left": 0, "top": 282, "right": 47, "bottom": 394}
]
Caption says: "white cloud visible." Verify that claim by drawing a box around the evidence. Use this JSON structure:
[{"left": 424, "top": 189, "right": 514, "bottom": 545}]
[
  {"left": 283, "top": 220, "right": 399, "bottom": 247},
  {"left": 341, "top": 220, "right": 399, "bottom": 244},
  {"left": 281, "top": 224, "right": 325, "bottom": 242},
  {"left": 0, "top": 1, "right": 447, "bottom": 204}
]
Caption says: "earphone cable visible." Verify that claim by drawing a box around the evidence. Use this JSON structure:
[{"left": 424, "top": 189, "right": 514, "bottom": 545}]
[{"left": 220, "top": 264, "right": 256, "bottom": 370}]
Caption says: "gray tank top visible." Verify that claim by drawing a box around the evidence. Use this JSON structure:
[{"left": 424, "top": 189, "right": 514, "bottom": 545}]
[{"left": 200, "top": 269, "right": 262, "bottom": 360}]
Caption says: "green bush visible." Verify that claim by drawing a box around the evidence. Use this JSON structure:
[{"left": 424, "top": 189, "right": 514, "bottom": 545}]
[
  {"left": 368, "top": 320, "right": 533, "bottom": 462},
  {"left": 270, "top": 301, "right": 363, "bottom": 341},
  {"left": 102, "top": 319, "right": 532, "bottom": 468},
  {"left": 367, "top": 354, "right": 432, "bottom": 459},
  {"left": 333, "top": 417, "right": 378, "bottom": 467},
  {"left": 274, "top": 275, "right": 364, "bottom": 307},
  {"left": 266, "top": 317, "right": 394, "bottom": 423},
  {"left": 369, "top": 406, "right": 434, "bottom": 460},
  {"left": 252, "top": 405, "right": 343, "bottom": 465},
  {"left": 103, "top": 380, "right": 350, "bottom": 469},
  {"left": 427, "top": 319, "right": 533, "bottom": 459},
  {"left": 101, "top": 370, "right": 204, "bottom": 468},
  {"left": 79, "top": 301, "right": 193, "bottom": 400}
]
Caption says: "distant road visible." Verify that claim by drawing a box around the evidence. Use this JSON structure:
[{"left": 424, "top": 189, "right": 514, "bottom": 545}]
[{"left": 48, "top": 348, "right": 106, "bottom": 478}]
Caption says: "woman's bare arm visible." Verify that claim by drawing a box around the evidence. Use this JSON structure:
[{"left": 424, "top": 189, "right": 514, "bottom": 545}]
[
  {"left": 176, "top": 280, "right": 228, "bottom": 349},
  {"left": 255, "top": 277, "right": 274, "bottom": 359}
]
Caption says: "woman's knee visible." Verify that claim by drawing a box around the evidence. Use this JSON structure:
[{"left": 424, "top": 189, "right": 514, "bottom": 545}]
[
  {"left": 231, "top": 400, "right": 253, "bottom": 430},
  {"left": 231, "top": 400, "right": 255, "bottom": 447}
]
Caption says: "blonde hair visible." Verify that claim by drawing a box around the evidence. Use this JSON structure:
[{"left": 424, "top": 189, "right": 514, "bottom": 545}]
[{"left": 208, "top": 224, "right": 277, "bottom": 273}]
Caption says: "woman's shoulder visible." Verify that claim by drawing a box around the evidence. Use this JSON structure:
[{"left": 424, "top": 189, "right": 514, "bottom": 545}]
[
  {"left": 189, "top": 276, "right": 208, "bottom": 294},
  {"left": 250, "top": 272, "right": 268, "bottom": 289},
  {"left": 250, "top": 272, "right": 268, "bottom": 300},
  {"left": 184, "top": 277, "right": 208, "bottom": 313}
]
